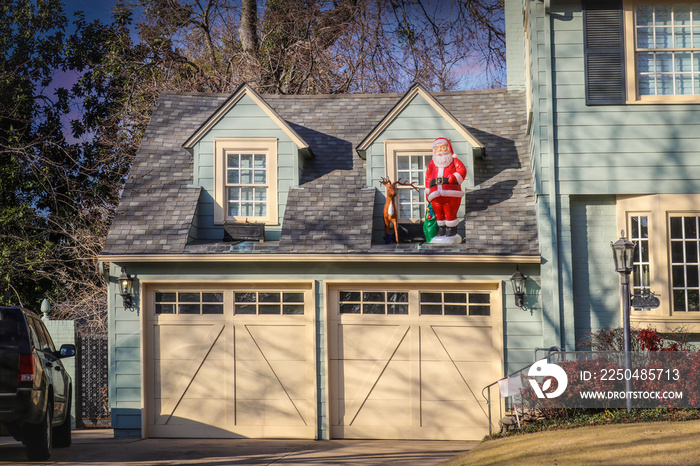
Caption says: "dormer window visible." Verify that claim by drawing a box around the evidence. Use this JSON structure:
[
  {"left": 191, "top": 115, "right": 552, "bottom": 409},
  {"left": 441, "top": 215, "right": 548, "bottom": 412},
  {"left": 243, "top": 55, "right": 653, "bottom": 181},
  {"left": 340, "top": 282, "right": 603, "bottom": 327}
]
[
  {"left": 214, "top": 138, "right": 278, "bottom": 225},
  {"left": 385, "top": 140, "right": 434, "bottom": 222},
  {"left": 226, "top": 151, "right": 268, "bottom": 218}
]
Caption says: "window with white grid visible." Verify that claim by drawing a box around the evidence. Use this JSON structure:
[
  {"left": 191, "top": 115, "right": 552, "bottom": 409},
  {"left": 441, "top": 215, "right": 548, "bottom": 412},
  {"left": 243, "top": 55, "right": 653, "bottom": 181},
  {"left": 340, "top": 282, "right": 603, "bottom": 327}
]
[
  {"left": 670, "top": 216, "right": 700, "bottom": 312},
  {"left": 226, "top": 152, "right": 268, "bottom": 218},
  {"left": 396, "top": 153, "right": 430, "bottom": 221},
  {"left": 214, "top": 138, "right": 278, "bottom": 224},
  {"left": 633, "top": 2, "right": 700, "bottom": 97},
  {"left": 630, "top": 215, "right": 652, "bottom": 301}
]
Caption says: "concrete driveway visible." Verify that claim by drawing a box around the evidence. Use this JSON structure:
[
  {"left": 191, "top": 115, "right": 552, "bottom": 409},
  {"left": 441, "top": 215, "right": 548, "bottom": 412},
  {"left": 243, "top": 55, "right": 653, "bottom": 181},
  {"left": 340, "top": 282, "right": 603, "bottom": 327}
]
[{"left": 0, "top": 429, "right": 476, "bottom": 465}]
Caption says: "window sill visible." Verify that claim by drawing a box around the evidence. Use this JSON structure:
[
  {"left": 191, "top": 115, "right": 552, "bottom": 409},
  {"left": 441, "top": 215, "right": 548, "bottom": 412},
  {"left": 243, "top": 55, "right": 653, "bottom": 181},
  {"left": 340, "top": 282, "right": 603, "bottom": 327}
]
[
  {"left": 626, "top": 96, "right": 700, "bottom": 105},
  {"left": 631, "top": 315, "right": 700, "bottom": 333}
]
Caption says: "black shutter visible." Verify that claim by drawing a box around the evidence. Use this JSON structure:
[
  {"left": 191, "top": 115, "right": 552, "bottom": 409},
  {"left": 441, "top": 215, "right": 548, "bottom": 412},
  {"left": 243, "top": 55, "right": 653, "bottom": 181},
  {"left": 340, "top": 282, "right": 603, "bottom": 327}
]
[{"left": 583, "top": 0, "right": 625, "bottom": 105}]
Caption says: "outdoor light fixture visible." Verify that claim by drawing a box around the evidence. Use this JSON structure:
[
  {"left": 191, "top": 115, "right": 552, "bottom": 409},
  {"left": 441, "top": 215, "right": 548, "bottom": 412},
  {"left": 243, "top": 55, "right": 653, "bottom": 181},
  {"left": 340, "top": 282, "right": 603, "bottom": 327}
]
[
  {"left": 118, "top": 270, "right": 134, "bottom": 308},
  {"left": 611, "top": 230, "right": 635, "bottom": 274},
  {"left": 611, "top": 230, "right": 636, "bottom": 412},
  {"left": 510, "top": 267, "right": 527, "bottom": 309}
]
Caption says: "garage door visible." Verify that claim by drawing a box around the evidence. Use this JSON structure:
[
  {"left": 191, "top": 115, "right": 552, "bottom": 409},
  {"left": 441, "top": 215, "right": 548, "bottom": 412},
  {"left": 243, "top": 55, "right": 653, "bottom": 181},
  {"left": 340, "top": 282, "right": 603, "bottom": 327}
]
[
  {"left": 144, "top": 283, "right": 316, "bottom": 438},
  {"left": 328, "top": 283, "right": 502, "bottom": 440}
]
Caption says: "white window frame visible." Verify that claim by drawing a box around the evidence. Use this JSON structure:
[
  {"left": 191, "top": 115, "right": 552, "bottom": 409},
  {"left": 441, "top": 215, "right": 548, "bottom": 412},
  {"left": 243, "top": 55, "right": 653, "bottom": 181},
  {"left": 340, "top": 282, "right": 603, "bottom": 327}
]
[
  {"left": 214, "top": 138, "right": 278, "bottom": 225},
  {"left": 617, "top": 194, "right": 700, "bottom": 329},
  {"left": 384, "top": 140, "right": 433, "bottom": 223},
  {"left": 628, "top": 213, "right": 652, "bottom": 298},
  {"left": 624, "top": 0, "right": 700, "bottom": 103}
]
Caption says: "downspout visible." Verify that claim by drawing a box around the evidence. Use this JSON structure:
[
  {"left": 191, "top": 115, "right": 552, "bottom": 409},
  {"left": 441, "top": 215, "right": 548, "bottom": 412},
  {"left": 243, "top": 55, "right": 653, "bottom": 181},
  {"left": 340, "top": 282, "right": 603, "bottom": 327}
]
[{"left": 543, "top": 0, "right": 563, "bottom": 348}]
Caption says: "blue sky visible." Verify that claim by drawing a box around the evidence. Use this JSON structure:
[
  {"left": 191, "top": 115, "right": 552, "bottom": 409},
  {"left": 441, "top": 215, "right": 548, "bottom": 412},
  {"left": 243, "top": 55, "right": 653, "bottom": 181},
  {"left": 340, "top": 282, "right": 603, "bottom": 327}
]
[
  {"left": 63, "top": 0, "right": 119, "bottom": 23},
  {"left": 57, "top": 0, "right": 121, "bottom": 143}
]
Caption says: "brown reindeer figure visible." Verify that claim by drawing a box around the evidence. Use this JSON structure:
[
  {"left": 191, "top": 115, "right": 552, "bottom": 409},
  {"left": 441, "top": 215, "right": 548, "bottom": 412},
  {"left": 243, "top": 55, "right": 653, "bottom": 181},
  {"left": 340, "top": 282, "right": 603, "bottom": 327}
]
[{"left": 380, "top": 177, "right": 420, "bottom": 243}]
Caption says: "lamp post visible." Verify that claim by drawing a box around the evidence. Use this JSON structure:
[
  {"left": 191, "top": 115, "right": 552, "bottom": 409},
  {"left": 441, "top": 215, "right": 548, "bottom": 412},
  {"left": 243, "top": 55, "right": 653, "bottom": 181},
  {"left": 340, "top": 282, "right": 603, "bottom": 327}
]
[{"left": 611, "top": 230, "right": 635, "bottom": 412}]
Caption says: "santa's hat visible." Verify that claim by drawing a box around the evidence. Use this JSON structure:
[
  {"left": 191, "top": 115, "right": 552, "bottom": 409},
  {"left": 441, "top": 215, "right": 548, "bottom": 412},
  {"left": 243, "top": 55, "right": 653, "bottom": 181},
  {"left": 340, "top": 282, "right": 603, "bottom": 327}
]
[{"left": 432, "top": 137, "right": 454, "bottom": 154}]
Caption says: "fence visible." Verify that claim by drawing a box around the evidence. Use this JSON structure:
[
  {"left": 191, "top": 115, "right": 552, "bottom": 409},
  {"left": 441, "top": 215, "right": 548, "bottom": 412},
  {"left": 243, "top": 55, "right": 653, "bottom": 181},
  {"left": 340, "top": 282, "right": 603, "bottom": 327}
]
[{"left": 76, "top": 334, "right": 110, "bottom": 427}]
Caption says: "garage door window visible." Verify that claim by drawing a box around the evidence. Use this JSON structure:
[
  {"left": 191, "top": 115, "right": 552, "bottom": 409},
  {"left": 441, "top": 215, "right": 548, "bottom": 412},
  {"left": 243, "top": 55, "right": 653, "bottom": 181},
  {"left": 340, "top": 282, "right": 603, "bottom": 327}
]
[
  {"left": 155, "top": 291, "right": 224, "bottom": 315},
  {"left": 234, "top": 291, "right": 305, "bottom": 315},
  {"left": 419, "top": 292, "right": 490, "bottom": 316},
  {"left": 338, "top": 291, "right": 409, "bottom": 314}
]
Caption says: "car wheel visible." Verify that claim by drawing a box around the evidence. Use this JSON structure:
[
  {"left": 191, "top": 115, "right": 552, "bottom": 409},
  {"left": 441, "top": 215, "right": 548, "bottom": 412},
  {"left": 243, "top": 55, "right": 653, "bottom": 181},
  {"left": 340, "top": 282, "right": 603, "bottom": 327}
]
[
  {"left": 53, "top": 392, "right": 72, "bottom": 448},
  {"left": 25, "top": 403, "right": 52, "bottom": 461}
]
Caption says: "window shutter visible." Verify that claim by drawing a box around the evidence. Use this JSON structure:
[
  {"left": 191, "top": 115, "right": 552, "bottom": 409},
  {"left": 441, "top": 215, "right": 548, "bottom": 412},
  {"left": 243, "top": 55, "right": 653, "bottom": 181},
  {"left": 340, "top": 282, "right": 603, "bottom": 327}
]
[{"left": 583, "top": 0, "right": 625, "bottom": 105}]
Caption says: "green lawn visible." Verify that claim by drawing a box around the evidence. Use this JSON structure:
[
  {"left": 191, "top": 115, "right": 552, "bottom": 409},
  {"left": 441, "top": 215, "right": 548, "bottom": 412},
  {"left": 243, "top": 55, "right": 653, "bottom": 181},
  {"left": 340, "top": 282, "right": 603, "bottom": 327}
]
[{"left": 443, "top": 419, "right": 700, "bottom": 465}]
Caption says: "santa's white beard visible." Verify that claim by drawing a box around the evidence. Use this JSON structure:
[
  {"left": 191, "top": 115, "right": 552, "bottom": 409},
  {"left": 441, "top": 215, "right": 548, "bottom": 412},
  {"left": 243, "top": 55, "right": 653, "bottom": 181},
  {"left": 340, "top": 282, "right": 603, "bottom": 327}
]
[{"left": 432, "top": 151, "right": 453, "bottom": 168}]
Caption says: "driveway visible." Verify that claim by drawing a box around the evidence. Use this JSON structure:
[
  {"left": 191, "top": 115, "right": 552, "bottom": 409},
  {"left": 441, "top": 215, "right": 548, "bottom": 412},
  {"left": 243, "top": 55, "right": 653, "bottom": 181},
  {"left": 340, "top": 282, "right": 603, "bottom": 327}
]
[{"left": 0, "top": 429, "right": 476, "bottom": 465}]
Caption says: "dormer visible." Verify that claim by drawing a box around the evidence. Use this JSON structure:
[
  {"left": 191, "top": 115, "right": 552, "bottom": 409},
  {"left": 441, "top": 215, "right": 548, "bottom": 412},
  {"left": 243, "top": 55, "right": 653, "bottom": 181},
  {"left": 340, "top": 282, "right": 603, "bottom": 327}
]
[
  {"left": 182, "top": 84, "right": 311, "bottom": 241},
  {"left": 356, "top": 84, "right": 485, "bottom": 229}
]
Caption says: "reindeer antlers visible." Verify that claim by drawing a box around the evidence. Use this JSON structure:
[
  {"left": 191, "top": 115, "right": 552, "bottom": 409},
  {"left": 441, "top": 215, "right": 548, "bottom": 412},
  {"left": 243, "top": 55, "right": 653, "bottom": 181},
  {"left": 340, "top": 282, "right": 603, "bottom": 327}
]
[
  {"left": 379, "top": 177, "right": 420, "bottom": 192},
  {"left": 395, "top": 178, "right": 421, "bottom": 192}
]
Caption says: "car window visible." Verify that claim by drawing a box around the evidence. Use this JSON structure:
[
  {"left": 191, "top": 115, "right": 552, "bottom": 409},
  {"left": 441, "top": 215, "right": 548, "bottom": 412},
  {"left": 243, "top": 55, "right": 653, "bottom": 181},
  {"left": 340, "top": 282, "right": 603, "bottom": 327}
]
[
  {"left": 27, "top": 316, "right": 53, "bottom": 352},
  {"left": 0, "top": 308, "right": 30, "bottom": 352},
  {"left": 24, "top": 317, "right": 42, "bottom": 350},
  {"left": 35, "top": 319, "right": 56, "bottom": 352}
]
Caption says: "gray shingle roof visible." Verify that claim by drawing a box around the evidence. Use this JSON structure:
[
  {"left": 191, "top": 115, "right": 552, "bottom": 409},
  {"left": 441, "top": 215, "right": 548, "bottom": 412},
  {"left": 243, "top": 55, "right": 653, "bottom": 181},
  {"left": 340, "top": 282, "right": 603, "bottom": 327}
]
[{"left": 102, "top": 88, "right": 538, "bottom": 257}]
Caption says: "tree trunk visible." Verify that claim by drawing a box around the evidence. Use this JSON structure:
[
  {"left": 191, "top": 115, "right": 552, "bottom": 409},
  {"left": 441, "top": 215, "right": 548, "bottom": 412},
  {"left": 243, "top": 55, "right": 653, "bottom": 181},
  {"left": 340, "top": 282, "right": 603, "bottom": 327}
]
[{"left": 239, "top": 0, "right": 258, "bottom": 52}]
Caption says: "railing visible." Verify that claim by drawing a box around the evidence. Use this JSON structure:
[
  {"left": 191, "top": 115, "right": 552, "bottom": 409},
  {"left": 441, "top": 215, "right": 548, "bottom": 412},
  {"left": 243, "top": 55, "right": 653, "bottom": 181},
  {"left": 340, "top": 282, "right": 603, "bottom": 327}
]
[
  {"left": 482, "top": 363, "right": 532, "bottom": 435},
  {"left": 482, "top": 347, "right": 563, "bottom": 435}
]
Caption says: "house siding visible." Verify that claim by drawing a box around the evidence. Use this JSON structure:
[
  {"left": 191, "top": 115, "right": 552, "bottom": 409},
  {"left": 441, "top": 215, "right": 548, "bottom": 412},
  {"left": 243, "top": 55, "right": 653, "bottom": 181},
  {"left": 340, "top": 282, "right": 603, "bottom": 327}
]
[
  {"left": 506, "top": 0, "right": 527, "bottom": 91},
  {"left": 527, "top": 0, "right": 551, "bottom": 196},
  {"left": 523, "top": 0, "right": 700, "bottom": 352},
  {"left": 192, "top": 94, "right": 298, "bottom": 241},
  {"left": 570, "top": 196, "right": 619, "bottom": 345},
  {"left": 549, "top": 0, "right": 700, "bottom": 195},
  {"left": 108, "top": 264, "right": 142, "bottom": 438},
  {"left": 107, "top": 261, "right": 542, "bottom": 439}
]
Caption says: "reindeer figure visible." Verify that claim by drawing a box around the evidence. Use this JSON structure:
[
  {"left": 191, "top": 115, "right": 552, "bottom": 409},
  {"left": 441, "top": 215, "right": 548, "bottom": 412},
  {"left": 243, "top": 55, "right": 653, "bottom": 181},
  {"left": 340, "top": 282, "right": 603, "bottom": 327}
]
[{"left": 380, "top": 177, "right": 420, "bottom": 243}]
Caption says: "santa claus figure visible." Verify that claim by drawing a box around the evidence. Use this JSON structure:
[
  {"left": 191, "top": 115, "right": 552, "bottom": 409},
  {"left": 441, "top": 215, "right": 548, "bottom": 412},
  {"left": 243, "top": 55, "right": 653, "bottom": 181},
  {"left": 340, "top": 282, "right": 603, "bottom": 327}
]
[{"left": 425, "top": 137, "right": 466, "bottom": 240}]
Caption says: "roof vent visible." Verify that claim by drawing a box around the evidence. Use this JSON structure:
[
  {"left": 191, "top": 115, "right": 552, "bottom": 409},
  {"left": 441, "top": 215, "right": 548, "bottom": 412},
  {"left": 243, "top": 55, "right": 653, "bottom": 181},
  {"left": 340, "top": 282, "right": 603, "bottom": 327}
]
[{"left": 224, "top": 222, "right": 265, "bottom": 242}]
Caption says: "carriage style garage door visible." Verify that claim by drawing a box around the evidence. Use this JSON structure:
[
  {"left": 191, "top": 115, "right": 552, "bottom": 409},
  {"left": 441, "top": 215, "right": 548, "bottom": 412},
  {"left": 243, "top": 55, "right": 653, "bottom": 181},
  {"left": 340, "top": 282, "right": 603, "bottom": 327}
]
[
  {"left": 328, "top": 283, "right": 502, "bottom": 440},
  {"left": 144, "top": 283, "right": 316, "bottom": 439}
]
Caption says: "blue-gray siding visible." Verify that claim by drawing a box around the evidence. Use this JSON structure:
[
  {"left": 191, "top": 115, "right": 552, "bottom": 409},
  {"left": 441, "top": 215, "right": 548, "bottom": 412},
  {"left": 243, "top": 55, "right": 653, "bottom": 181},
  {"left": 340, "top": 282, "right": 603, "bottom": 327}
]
[{"left": 192, "top": 94, "right": 300, "bottom": 241}]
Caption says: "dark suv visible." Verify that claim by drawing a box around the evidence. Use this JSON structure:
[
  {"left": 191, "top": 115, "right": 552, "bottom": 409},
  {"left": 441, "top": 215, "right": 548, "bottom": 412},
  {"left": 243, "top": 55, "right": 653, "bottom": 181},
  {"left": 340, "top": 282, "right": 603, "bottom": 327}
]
[{"left": 0, "top": 306, "right": 75, "bottom": 460}]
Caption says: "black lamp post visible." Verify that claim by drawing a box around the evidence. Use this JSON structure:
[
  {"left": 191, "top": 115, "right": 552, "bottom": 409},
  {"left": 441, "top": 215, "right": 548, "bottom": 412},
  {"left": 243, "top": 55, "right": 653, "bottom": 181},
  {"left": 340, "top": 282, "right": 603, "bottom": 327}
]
[
  {"left": 611, "top": 230, "right": 635, "bottom": 412},
  {"left": 510, "top": 267, "right": 526, "bottom": 309},
  {"left": 118, "top": 270, "right": 134, "bottom": 308}
]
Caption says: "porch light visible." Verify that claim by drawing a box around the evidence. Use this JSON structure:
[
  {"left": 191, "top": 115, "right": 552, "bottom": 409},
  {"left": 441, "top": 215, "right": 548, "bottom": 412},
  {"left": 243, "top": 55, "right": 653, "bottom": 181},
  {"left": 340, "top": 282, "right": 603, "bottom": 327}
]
[
  {"left": 510, "top": 267, "right": 527, "bottom": 309},
  {"left": 611, "top": 230, "right": 635, "bottom": 274},
  {"left": 611, "top": 230, "right": 636, "bottom": 412},
  {"left": 118, "top": 270, "right": 134, "bottom": 308}
]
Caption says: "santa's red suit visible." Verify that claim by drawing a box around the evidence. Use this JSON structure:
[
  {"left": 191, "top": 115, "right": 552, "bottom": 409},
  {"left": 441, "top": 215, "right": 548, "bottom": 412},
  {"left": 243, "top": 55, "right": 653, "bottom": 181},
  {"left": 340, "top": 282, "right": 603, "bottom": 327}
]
[{"left": 425, "top": 138, "right": 466, "bottom": 232}]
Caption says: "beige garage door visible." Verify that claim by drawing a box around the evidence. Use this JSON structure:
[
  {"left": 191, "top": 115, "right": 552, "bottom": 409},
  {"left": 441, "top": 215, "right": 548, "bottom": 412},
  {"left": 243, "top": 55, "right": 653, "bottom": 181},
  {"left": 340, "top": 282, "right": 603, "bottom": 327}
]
[
  {"left": 144, "top": 283, "right": 316, "bottom": 438},
  {"left": 328, "top": 283, "right": 502, "bottom": 440}
]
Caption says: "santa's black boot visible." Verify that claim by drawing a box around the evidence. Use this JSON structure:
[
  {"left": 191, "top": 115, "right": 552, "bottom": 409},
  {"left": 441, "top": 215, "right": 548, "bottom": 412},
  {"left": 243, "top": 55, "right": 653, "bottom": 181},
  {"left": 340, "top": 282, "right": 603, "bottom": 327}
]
[
  {"left": 446, "top": 226, "right": 457, "bottom": 237},
  {"left": 437, "top": 226, "right": 446, "bottom": 236}
]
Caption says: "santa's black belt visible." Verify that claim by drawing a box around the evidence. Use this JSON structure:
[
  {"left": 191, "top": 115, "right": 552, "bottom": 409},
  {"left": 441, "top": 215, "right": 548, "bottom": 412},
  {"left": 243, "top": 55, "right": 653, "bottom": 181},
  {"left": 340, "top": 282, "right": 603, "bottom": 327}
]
[{"left": 429, "top": 177, "right": 456, "bottom": 187}]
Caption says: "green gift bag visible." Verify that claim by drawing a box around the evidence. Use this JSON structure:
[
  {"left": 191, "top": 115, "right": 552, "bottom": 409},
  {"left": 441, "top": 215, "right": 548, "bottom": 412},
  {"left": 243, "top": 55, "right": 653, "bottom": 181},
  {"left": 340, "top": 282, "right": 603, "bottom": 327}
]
[{"left": 423, "top": 202, "right": 438, "bottom": 243}]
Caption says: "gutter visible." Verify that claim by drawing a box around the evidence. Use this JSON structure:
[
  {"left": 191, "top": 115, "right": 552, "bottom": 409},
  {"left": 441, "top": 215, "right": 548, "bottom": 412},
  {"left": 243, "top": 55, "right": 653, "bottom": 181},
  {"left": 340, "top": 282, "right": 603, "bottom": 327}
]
[{"left": 98, "top": 253, "right": 542, "bottom": 264}]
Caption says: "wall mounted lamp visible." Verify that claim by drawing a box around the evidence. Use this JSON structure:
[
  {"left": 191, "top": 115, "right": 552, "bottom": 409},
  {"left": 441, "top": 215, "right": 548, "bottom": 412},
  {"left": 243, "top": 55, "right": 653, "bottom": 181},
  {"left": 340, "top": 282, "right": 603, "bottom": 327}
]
[
  {"left": 510, "top": 267, "right": 527, "bottom": 309},
  {"left": 118, "top": 270, "right": 134, "bottom": 308}
]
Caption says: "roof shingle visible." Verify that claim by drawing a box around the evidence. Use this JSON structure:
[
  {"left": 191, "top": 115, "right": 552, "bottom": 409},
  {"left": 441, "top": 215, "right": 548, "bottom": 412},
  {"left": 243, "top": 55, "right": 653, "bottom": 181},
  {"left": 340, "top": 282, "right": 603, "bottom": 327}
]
[{"left": 102, "top": 89, "right": 538, "bottom": 257}]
